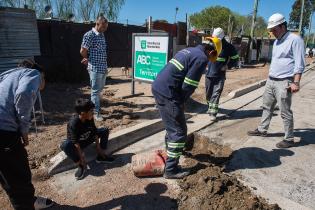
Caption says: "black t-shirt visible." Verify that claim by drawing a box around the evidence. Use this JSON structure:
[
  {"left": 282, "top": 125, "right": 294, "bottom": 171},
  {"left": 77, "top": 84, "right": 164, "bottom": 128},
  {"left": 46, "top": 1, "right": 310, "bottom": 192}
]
[{"left": 67, "top": 115, "right": 97, "bottom": 148}]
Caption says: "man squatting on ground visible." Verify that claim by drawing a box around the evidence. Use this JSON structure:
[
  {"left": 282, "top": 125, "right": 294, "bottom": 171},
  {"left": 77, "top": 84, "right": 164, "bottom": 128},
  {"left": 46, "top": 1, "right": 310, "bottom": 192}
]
[
  {"left": 80, "top": 15, "right": 108, "bottom": 122},
  {"left": 0, "top": 59, "right": 54, "bottom": 210},
  {"left": 152, "top": 37, "right": 222, "bottom": 179},
  {"left": 205, "top": 28, "right": 239, "bottom": 121},
  {"left": 248, "top": 13, "right": 305, "bottom": 148},
  {"left": 60, "top": 98, "right": 114, "bottom": 180}
]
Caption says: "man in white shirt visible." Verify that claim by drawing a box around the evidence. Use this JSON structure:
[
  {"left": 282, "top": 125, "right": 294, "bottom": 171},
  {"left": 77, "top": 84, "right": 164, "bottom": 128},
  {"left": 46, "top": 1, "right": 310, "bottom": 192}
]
[{"left": 247, "top": 13, "right": 305, "bottom": 148}]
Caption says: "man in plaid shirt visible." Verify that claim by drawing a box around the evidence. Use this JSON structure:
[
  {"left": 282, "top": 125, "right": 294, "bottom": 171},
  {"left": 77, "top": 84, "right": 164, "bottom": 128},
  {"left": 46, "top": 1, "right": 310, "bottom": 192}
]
[{"left": 80, "top": 15, "right": 108, "bottom": 121}]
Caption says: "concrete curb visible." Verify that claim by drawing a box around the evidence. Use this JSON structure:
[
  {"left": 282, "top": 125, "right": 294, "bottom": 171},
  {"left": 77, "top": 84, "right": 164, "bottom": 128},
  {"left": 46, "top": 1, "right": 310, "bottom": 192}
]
[
  {"left": 49, "top": 62, "right": 315, "bottom": 175},
  {"left": 228, "top": 79, "right": 266, "bottom": 99},
  {"left": 48, "top": 78, "right": 272, "bottom": 175},
  {"left": 227, "top": 61, "right": 315, "bottom": 100},
  {"left": 48, "top": 119, "right": 164, "bottom": 175}
]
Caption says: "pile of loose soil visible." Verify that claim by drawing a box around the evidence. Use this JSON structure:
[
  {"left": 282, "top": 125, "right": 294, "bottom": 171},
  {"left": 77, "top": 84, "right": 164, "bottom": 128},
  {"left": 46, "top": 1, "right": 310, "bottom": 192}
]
[{"left": 177, "top": 134, "right": 280, "bottom": 210}]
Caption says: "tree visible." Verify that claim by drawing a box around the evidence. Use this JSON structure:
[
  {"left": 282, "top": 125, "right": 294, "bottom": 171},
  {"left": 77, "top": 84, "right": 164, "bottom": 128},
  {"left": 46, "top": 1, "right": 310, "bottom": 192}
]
[
  {"left": 190, "top": 6, "right": 233, "bottom": 32},
  {"left": 190, "top": 6, "right": 267, "bottom": 37},
  {"left": 77, "top": 0, "right": 125, "bottom": 22},
  {"left": 289, "top": 0, "right": 315, "bottom": 34},
  {"left": 234, "top": 14, "right": 267, "bottom": 37},
  {"left": 154, "top": 19, "right": 169, "bottom": 23},
  {"left": 1, "top": 0, "right": 125, "bottom": 22}
]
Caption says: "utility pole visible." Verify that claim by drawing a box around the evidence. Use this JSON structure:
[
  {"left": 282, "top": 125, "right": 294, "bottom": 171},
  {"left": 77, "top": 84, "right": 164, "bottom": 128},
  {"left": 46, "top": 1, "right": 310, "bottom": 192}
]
[
  {"left": 148, "top": 16, "right": 152, "bottom": 34},
  {"left": 228, "top": 15, "right": 231, "bottom": 39},
  {"left": 186, "top": 13, "right": 189, "bottom": 47},
  {"left": 230, "top": 21, "right": 234, "bottom": 42},
  {"left": 299, "top": 0, "right": 305, "bottom": 35},
  {"left": 174, "top": 7, "right": 179, "bottom": 23},
  {"left": 248, "top": 0, "right": 259, "bottom": 63},
  {"left": 306, "top": 12, "right": 312, "bottom": 47}
]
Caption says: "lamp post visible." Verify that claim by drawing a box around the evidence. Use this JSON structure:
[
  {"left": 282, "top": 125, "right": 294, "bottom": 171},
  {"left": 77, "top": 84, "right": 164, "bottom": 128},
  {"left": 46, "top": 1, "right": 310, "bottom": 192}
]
[{"left": 175, "top": 7, "right": 179, "bottom": 23}]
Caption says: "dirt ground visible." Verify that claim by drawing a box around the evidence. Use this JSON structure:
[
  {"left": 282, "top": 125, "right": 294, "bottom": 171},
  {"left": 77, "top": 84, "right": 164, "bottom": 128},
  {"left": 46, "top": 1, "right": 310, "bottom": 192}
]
[
  {"left": 28, "top": 63, "right": 269, "bottom": 172},
  {"left": 1, "top": 59, "right": 311, "bottom": 209},
  {"left": 178, "top": 134, "right": 280, "bottom": 210}
]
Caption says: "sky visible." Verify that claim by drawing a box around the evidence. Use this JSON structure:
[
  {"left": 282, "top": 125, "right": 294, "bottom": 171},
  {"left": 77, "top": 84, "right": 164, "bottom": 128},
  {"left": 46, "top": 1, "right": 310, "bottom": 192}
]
[{"left": 117, "top": 0, "right": 300, "bottom": 26}]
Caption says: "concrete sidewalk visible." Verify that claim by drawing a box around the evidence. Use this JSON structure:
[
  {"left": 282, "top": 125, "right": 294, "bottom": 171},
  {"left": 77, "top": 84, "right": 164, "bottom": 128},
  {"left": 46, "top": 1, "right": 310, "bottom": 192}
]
[{"left": 200, "top": 69, "right": 315, "bottom": 210}]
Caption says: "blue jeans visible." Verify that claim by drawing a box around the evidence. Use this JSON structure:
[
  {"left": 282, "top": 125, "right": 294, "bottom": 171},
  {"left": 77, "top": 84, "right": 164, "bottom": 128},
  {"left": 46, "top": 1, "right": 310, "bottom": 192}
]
[
  {"left": 89, "top": 71, "right": 107, "bottom": 114},
  {"left": 60, "top": 128, "right": 109, "bottom": 163}
]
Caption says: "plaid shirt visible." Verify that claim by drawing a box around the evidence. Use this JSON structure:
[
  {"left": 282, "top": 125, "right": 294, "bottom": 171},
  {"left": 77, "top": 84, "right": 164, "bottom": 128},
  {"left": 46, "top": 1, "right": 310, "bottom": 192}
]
[{"left": 81, "top": 28, "right": 107, "bottom": 74}]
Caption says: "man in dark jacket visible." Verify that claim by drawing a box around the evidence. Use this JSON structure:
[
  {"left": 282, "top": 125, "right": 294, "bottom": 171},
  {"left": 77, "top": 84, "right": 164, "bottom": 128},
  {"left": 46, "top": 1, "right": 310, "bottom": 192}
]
[
  {"left": 152, "top": 37, "right": 222, "bottom": 179},
  {"left": 205, "top": 28, "right": 239, "bottom": 121}
]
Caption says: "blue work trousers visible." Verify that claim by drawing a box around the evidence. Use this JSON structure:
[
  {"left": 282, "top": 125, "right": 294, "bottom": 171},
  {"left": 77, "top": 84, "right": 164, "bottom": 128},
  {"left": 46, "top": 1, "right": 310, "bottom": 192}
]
[
  {"left": 205, "top": 76, "right": 225, "bottom": 115},
  {"left": 152, "top": 89, "right": 187, "bottom": 172}
]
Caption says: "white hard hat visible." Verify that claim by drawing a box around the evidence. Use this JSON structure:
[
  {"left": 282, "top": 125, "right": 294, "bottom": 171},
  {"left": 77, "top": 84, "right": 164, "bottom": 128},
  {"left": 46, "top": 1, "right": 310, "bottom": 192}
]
[
  {"left": 267, "top": 13, "right": 286, "bottom": 29},
  {"left": 212, "top": 27, "right": 225, "bottom": 39}
]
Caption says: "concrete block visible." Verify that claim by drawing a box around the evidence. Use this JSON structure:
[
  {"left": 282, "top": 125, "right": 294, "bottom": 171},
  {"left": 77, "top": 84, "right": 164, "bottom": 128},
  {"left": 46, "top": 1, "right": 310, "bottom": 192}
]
[{"left": 228, "top": 79, "right": 266, "bottom": 99}]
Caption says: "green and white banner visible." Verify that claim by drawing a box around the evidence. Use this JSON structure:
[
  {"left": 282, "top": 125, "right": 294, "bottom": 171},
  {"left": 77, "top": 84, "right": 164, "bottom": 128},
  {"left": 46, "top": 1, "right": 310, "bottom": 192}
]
[{"left": 133, "top": 35, "right": 169, "bottom": 82}]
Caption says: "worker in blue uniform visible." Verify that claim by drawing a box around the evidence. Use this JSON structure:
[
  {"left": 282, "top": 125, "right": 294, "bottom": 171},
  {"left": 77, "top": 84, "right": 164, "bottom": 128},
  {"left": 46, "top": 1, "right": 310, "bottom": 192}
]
[
  {"left": 205, "top": 28, "right": 239, "bottom": 121},
  {"left": 152, "top": 37, "right": 222, "bottom": 179}
]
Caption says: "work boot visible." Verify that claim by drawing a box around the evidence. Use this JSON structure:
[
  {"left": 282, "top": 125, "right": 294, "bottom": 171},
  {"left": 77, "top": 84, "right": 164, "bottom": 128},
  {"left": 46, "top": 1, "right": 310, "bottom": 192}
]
[
  {"left": 34, "top": 196, "right": 54, "bottom": 210},
  {"left": 247, "top": 128, "right": 267, "bottom": 137},
  {"left": 276, "top": 140, "right": 295, "bottom": 148},
  {"left": 163, "top": 168, "right": 190, "bottom": 179},
  {"left": 75, "top": 165, "right": 86, "bottom": 180},
  {"left": 209, "top": 113, "right": 217, "bottom": 121},
  {"left": 94, "top": 113, "right": 104, "bottom": 122}
]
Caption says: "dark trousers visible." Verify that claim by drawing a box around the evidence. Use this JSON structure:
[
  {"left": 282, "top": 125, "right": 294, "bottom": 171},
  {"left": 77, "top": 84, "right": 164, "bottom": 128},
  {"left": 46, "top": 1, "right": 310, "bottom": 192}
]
[
  {"left": 205, "top": 77, "right": 225, "bottom": 115},
  {"left": 152, "top": 89, "right": 187, "bottom": 172},
  {"left": 0, "top": 130, "right": 35, "bottom": 210},
  {"left": 60, "top": 128, "right": 109, "bottom": 163}
]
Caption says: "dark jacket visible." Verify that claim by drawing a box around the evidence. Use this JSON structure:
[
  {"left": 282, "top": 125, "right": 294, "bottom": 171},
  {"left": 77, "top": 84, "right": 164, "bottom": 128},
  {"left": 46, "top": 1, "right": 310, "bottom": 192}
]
[
  {"left": 206, "top": 38, "right": 239, "bottom": 78},
  {"left": 152, "top": 45, "right": 208, "bottom": 103}
]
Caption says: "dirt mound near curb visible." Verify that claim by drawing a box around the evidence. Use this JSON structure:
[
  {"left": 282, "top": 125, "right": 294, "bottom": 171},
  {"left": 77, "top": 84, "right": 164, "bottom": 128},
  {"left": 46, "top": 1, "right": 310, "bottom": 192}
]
[{"left": 178, "top": 134, "right": 281, "bottom": 210}]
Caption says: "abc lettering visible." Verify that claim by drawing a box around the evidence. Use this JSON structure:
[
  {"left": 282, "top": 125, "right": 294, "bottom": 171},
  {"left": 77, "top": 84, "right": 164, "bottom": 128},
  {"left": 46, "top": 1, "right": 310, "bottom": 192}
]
[{"left": 137, "top": 55, "right": 151, "bottom": 65}]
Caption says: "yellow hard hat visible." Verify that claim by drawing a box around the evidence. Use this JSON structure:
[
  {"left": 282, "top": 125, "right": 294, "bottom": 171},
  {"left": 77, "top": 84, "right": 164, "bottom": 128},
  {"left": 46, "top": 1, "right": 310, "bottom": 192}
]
[{"left": 205, "top": 36, "right": 222, "bottom": 62}]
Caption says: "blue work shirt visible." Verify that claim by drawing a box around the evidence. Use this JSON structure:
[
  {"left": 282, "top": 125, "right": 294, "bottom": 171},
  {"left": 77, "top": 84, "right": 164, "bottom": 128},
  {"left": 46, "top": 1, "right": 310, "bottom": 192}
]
[
  {"left": 81, "top": 28, "right": 107, "bottom": 74},
  {"left": 152, "top": 45, "right": 208, "bottom": 103},
  {"left": 269, "top": 32, "right": 305, "bottom": 78},
  {"left": 206, "top": 38, "right": 239, "bottom": 78}
]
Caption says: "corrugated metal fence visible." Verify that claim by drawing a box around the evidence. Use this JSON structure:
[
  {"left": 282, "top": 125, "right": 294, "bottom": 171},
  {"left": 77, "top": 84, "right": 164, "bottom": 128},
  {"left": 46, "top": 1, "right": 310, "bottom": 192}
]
[
  {"left": 1, "top": 9, "right": 188, "bottom": 83},
  {"left": 0, "top": 7, "right": 40, "bottom": 73},
  {"left": 35, "top": 20, "right": 146, "bottom": 82}
]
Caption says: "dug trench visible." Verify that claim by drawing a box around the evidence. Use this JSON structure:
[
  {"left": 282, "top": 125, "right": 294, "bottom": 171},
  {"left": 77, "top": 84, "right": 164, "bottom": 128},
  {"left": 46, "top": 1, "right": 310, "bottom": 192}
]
[{"left": 177, "top": 133, "right": 281, "bottom": 210}]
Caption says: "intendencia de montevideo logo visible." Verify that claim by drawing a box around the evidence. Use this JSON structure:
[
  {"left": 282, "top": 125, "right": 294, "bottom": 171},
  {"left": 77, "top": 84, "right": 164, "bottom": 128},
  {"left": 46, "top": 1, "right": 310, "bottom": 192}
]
[{"left": 141, "top": 40, "right": 147, "bottom": 49}]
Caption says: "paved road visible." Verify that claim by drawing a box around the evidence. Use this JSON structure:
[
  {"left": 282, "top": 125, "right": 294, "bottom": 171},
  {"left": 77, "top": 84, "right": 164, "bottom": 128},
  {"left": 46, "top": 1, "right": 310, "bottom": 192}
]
[{"left": 200, "top": 69, "right": 315, "bottom": 210}]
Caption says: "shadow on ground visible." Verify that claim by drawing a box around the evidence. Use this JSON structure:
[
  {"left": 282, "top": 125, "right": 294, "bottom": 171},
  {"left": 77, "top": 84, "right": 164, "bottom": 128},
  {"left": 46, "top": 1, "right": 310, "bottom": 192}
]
[
  {"left": 224, "top": 129, "right": 315, "bottom": 172},
  {"left": 225, "top": 147, "right": 294, "bottom": 172},
  {"left": 267, "top": 128, "right": 315, "bottom": 147},
  {"left": 85, "top": 153, "right": 134, "bottom": 178},
  {"left": 50, "top": 183, "right": 177, "bottom": 210}
]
